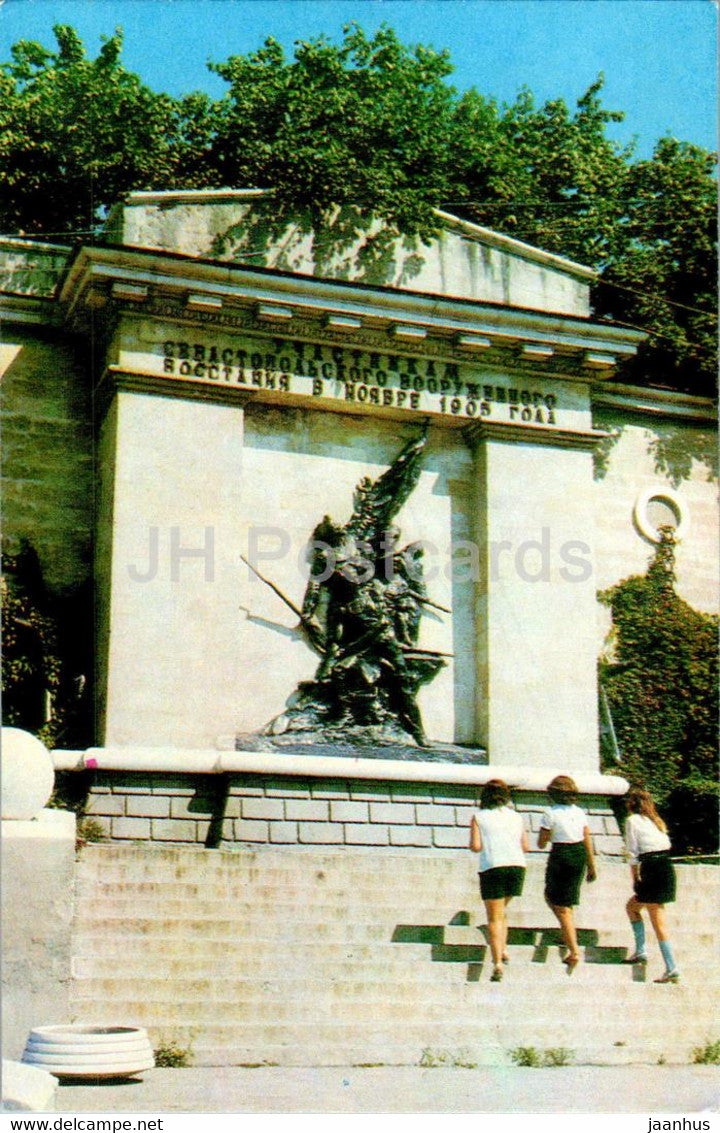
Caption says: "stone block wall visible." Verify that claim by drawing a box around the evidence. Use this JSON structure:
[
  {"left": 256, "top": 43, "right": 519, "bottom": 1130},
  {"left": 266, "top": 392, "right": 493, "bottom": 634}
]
[
  {"left": 1, "top": 329, "right": 93, "bottom": 596},
  {"left": 83, "top": 771, "right": 625, "bottom": 857}
]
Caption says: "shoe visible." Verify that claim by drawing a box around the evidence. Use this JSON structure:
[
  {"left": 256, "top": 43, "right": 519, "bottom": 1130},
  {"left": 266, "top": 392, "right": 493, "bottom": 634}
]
[
  {"left": 622, "top": 953, "right": 648, "bottom": 964},
  {"left": 563, "top": 954, "right": 579, "bottom": 971},
  {"left": 490, "top": 966, "right": 504, "bottom": 982},
  {"left": 654, "top": 971, "right": 680, "bottom": 984},
  {"left": 502, "top": 954, "right": 510, "bottom": 964}
]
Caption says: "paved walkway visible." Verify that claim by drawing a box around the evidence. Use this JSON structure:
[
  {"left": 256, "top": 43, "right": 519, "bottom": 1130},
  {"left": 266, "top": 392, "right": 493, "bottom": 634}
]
[{"left": 55, "top": 1065, "right": 720, "bottom": 1113}]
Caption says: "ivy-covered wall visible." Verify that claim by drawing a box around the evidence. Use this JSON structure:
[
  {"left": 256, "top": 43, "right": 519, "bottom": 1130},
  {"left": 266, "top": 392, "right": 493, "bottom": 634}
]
[{"left": 600, "top": 533, "right": 719, "bottom": 855}]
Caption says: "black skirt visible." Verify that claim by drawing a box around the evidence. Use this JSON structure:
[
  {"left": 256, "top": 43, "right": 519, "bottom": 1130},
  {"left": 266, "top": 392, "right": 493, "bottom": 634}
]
[
  {"left": 634, "top": 850, "right": 676, "bottom": 904},
  {"left": 544, "top": 842, "right": 587, "bottom": 907},
  {"left": 479, "top": 866, "right": 526, "bottom": 901}
]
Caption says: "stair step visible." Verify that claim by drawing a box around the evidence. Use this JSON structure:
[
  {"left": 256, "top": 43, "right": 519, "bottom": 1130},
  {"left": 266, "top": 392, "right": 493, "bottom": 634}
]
[
  {"left": 68, "top": 956, "right": 717, "bottom": 985},
  {"left": 69, "top": 845, "right": 719, "bottom": 1068},
  {"left": 182, "top": 1040, "right": 702, "bottom": 1067},
  {"left": 70, "top": 973, "right": 719, "bottom": 1007},
  {"left": 63, "top": 1014, "right": 717, "bottom": 1053}
]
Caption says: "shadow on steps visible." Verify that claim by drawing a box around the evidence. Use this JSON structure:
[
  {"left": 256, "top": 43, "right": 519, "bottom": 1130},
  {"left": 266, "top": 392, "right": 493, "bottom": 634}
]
[{"left": 392, "top": 916, "right": 638, "bottom": 979}]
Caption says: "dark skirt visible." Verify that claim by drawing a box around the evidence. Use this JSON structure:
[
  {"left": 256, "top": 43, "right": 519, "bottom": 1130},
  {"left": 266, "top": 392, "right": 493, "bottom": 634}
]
[
  {"left": 479, "top": 866, "right": 526, "bottom": 901},
  {"left": 634, "top": 850, "right": 676, "bottom": 904},
  {"left": 544, "top": 842, "right": 587, "bottom": 907}
]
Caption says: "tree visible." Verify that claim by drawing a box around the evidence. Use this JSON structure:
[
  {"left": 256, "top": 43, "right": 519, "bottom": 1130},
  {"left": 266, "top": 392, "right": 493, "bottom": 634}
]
[
  {"left": 0, "top": 25, "right": 181, "bottom": 236},
  {"left": 205, "top": 25, "right": 460, "bottom": 240},
  {"left": 0, "top": 23, "right": 716, "bottom": 395},
  {"left": 599, "top": 533, "right": 719, "bottom": 855},
  {"left": 593, "top": 138, "right": 718, "bottom": 398}
]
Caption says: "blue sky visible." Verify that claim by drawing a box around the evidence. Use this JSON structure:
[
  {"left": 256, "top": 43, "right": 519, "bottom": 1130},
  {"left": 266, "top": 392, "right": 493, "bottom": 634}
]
[{"left": 0, "top": 0, "right": 716, "bottom": 159}]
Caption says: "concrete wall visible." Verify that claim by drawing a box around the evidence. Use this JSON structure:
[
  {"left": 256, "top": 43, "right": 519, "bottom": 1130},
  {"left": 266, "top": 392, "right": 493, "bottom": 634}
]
[
  {"left": 106, "top": 193, "right": 591, "bottom": 317},
  {"left": 1, "top": 810, "right": 76, "bottom": 1059},
  {"left": 0, "top": 239, "right": 69, "bottom": 297}
]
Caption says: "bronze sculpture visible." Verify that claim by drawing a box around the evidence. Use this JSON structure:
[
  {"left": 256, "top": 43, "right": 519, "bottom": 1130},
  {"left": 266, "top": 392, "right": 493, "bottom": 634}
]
[{"left": 249, "top": 424, "right": 448, "bottom": 747}]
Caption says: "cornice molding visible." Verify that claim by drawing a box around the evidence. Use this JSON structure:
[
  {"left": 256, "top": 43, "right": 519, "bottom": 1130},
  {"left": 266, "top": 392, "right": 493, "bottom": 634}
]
[
  {"left": 59, "top": 245, "right": 643, "bottom": 374},
  {"left": 463, "top": 420, "right": 608, "bottom": 451},
  {"left": 592, "top": 382, "right": 716, "bottom": 423},
  {"left": 0, "top": 292, "right": 63, "bottom": 328}
]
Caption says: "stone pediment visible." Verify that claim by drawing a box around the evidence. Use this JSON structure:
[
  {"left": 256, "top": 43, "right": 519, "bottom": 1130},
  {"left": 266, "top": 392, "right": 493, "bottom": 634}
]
[{"left": 104, "top": 189, "right": 594, "bottom": 318}]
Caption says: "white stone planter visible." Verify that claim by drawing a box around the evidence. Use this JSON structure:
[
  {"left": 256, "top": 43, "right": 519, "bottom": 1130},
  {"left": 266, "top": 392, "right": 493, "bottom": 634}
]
[{"left": 22, "top": 1026, "right": 155, "bottom": 1079}]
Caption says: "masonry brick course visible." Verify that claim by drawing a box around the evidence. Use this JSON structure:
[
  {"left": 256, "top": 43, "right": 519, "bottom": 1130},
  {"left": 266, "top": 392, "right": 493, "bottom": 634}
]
[
  {"left": 433, "top": 825, "right": 470, "bottom": 849},
  {"left": 298, "top": 822, "right": 344, "bottom": 845},
  {"left": 389, "top": 826, "right": 433, "bottom": 847},
  {"left": 234, "top": 819, "right": 269, "bottom": 842},
  {"left": 85, "top": 795, "right": 125, "bottom": 816},
  {"left": 111, "top": 817, "right": 151, "bottom": 840},
  {"left": 151, "top": 818, "right": 198, "bottom": 842},
  {"left": 369, "top": 802, "right": 414, "bottom": 824},
  {"left": 269, "top": 821, "right": 299, "bottom": 844},
  {"left": 168, "top": 796, "right": 214, "bottom": 820},
  {"left": 264, "top": 778, "right": 311, "bottom": 798},
  {"left": 284, "top": 799, "right": 330, "bottom": 821},
  {"left": 330, "top": 801, "right": 369, "bottom": 823},
  {"left": 80, "top": 771, "right": 625, "bottom": 856},
  {"left": 242, "top": 798, "right": 285, "bottom": 821},
  {"left": 416, "top": 804, "right": 455, "bottom": 826},
  {"left": 345, "top": 824, "right": 390, "bottom": 846},
  {"left": 126, "top": 796, "right": 171, "bottom": 818},
  {"left": 310, "top": 780, "right": 350, "bottom": 799}
]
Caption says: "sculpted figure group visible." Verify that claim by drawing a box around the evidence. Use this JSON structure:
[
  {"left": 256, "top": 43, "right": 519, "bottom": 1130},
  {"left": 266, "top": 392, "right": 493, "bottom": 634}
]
[{"left": 264, "top": 425, "right": 448, "bottom": 746}]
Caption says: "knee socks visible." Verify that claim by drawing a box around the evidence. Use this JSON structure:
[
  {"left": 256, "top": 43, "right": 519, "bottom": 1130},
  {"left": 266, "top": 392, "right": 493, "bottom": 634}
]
[
  {"left": 659, "top": 939, "right": 677, "bottom": 974},
  {"left": 631, "top": 919, "right": 646, "bottom": 957}
]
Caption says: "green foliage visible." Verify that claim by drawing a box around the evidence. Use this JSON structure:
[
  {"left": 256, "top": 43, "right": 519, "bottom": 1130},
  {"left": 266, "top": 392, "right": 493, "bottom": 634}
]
[
  {"left": 509, "top": 1046, "right": 574, "bottom": 1068},
  {"left": 692, "top": 1040, "right": 720, "bottom": 1065},
  {"left": 153, "top": 1041, "right": 192, "bottom": 1068},
  {"left": 592, "top": 138, "right": 717, "bottom": 397},
  {"left": 206, "top": 25, "right": 458, "bottom": 242},
  {"left": 76, "top": 817, "right": 107, "bottom": 846},
  {"left": 509, "top": 1046, "right": 542, "bottom": 1067},
  {"left": 542, "top": 1047, "right": 574, "bottom": 1068},
  {"left": 1, "top": 540, "right": 92, "bottom": 749},
  {"left": 0, "top": 24, "right": 180, "bottom": 235},
  {"left": 599, "top": 532, "right": 719, "bottom": 854},
  {"left": 419, "top": 1047, "right": 477, "bottom": 1068},
  {"left": 1, "top": 542, "right": 61, "bottom": 739},
  {"left": 0, "top": 22, "right": 716, "bottom": 394}
]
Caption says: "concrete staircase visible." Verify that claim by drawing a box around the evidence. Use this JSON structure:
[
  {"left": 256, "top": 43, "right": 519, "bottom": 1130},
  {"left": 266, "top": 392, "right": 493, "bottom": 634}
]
[{"left": 70, "top": 845, "right": 720, "bottom": 1067}]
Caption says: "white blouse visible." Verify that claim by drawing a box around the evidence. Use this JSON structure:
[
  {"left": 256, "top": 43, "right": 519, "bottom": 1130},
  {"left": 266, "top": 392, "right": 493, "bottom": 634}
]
[
  {"left": 472, "top": 806, "right": 526, "bottom": 873},
  {"left": 624, "top": 813, "right": 671, "bottom": 865},
  {"left": 539, "top": 803, "right": 588, "bottom": 844}
]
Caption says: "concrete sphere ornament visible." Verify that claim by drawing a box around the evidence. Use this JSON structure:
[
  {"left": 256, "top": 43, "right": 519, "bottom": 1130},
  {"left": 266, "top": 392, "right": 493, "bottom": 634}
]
[{"left": 1, "top": 728, "right": 55, "bottom": 820}]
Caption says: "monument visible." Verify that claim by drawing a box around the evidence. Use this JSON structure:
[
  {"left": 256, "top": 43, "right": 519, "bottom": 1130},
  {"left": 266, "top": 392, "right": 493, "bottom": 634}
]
[{"left": 2, "top": 189, "right": 717, "bottom": 851}]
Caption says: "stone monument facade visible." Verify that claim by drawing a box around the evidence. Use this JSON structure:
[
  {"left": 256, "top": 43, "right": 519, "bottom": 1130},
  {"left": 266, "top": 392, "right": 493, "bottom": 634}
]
[{"left": 2, "top": 190, "right": 718, "bottom": 851}]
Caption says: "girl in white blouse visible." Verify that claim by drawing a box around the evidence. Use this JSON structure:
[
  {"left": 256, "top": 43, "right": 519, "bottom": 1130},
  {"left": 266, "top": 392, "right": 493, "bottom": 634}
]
[
  {"left": 623, "top": 788, "right": 679, "bottom": 983},
  {"left": 538, "top": 775, "right": 596, "bottom": 971},
  {"left": 469, "top": 779, "right": 529, "bottom": 983}
]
